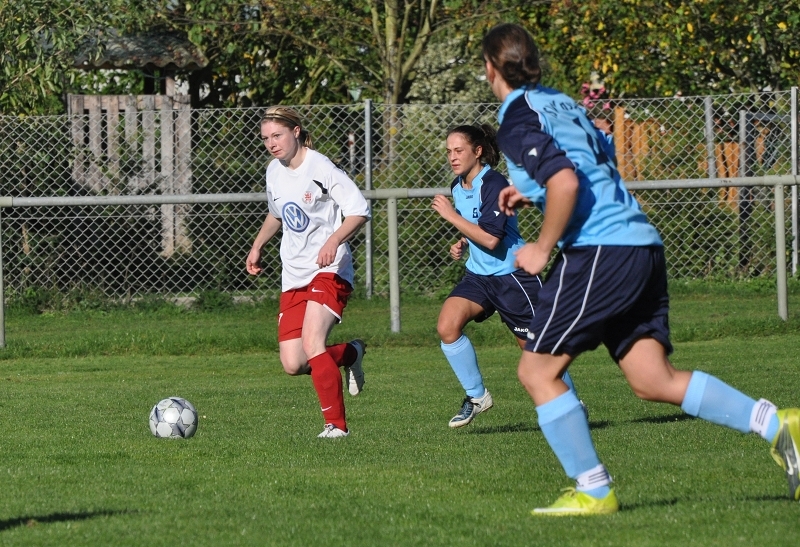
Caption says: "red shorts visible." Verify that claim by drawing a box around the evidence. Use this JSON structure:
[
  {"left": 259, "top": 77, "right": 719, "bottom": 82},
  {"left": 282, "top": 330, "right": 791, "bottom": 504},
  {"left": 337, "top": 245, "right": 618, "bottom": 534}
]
[{"left": 278, "top": 273, "right": 353, "bottom": 342}]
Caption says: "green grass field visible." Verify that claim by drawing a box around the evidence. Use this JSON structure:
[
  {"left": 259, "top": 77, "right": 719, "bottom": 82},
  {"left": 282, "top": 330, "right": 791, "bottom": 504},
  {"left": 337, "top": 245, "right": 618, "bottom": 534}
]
[{"left": 1, "top": 283, "right": 799, "bottom": 546}]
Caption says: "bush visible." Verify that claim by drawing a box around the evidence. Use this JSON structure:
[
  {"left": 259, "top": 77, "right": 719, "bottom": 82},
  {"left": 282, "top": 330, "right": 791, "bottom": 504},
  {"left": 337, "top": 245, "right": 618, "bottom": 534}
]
[{"left": 194, "top": 289, "right": 234, "bottom": 311}]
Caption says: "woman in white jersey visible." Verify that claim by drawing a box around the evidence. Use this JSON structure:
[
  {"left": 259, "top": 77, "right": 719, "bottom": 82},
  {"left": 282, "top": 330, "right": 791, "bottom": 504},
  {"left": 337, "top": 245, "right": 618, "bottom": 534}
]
[{"left": 246, "top": 106, "right": 371, "bottom": 439}]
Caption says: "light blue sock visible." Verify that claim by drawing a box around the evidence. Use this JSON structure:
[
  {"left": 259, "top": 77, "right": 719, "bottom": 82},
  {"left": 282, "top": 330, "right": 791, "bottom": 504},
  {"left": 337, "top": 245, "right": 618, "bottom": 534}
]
[
  {"left": 537, "top": 390, "right": 610, "bottom": 497},
  {"left": 582, "top": 485, "right": 611, "bottom": 499},
  {"left": 561, "top": 370, "right": 577, "bottom": 395},
  {"left": 766, "top": 415, "right": 780, "bottom": 443},
  {"left": 441, "top": 335, "right": 484, "bottom": 398},
  {"left": 680, "top": 371, "right": 755, "bottom": 434}
]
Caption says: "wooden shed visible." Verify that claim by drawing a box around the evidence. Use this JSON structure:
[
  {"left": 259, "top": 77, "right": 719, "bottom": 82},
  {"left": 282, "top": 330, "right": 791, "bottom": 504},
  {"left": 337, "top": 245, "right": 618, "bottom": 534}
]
[{"left": 70, "top": 30, "right": 207, "bottom": 257}]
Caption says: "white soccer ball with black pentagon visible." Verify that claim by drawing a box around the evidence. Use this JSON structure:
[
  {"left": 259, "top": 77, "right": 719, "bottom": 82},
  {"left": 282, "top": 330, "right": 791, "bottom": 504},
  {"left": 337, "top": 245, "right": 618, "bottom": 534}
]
[{"left": 149, "top": 397, "right": 198, "bottom": 438}]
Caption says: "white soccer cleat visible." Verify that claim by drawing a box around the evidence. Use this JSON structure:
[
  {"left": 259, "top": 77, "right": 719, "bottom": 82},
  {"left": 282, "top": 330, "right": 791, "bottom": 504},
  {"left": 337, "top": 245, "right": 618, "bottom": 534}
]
[
  {"left": 449, "top": 390, "right": 494, "bottom": 428},
  {"left": 318, "top": 424, "right": 349, "bottom": 438},
  {"left": 345, "top": 339, "right": 366, "bottom": 396}
]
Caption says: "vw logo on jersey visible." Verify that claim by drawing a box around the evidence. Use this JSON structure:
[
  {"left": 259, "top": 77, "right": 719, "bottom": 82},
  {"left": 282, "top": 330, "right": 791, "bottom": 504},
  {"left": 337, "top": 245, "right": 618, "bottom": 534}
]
[{"left": 282, "top": 202, "right": 310, "bottom": 232}]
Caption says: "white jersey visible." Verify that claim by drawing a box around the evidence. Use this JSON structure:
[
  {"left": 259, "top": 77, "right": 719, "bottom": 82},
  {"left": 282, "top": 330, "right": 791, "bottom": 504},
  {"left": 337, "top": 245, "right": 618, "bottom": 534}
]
[{"left": 266, "top": 149, "right": 371, "bottom": 291}]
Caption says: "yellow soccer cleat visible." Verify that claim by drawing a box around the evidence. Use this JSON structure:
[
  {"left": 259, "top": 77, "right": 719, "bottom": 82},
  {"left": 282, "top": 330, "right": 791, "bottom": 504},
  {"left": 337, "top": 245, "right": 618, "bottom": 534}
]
[
  {"left": 770, "top": 408, "right": 800, "bottom": 500},
  {"left": 531, "top": 487, "right": 619, "bottom": 516}
]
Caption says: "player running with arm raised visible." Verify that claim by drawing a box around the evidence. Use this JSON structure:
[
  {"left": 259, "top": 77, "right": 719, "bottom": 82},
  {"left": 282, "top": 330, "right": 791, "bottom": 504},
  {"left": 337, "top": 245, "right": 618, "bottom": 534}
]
[{"left": 432, "top": 124, "right": 580, "bottom": 429}]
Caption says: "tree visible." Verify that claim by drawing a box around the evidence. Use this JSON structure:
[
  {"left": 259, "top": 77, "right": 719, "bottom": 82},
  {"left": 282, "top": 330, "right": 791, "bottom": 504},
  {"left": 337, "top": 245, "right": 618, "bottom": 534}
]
[
  {"left": 165, "top": 0, "right": 522, "bottom": 106},
  {"left": 0, "top": 0, "right": 153, "bottom": 114},
  {"left": 533, "top": 0, "right": 800, "bottom": 98},
  {"left": 159, "top": 1, "right": 341, "bottom": 107},
  {"left": 408, "top": 2, "right": 555, "bottom": 104},
  {"left": 406, "top": 34, "right": 496, "bottom": 104}
]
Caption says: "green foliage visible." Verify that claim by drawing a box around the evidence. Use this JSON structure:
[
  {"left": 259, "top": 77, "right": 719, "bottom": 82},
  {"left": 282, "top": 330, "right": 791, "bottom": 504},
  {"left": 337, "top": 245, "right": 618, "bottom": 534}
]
[
  {"left": 6, "top": 285, "right": 57, "bottom": 315},
  {"left": 151, "top": 0, "right": 515, "bottom": 106},
  {"left": 7, "top": 0, "right": 800, "bottom": 114},
  {"left": 162, "top": 1, "right": 341, "bottom": 106},
  {"left": 70, "top": 69, "right": 145, "bottom": 97},
  {"left": 7, "top": 284, "right": 117, "bottom": 314},
  {"left": 434, "top": 259, "right": 468, "bottom": 300},
  {"left": 407, "top": 35, "right": 496, "bottom": 104},
  {"left": 194, "top": 288, "right": 234, "bottom": 311},
  {"left": 0, "top": 0, "right": 155, "bottom": 114},
  {"left": 640, "top": 186, "right": 783, "bottom": 278},
  {"left": 130, "top": 293, "right": 176, "bottom": 313},
  {"left": 535, "top": 0, "right": 800, "bottom": 98}
]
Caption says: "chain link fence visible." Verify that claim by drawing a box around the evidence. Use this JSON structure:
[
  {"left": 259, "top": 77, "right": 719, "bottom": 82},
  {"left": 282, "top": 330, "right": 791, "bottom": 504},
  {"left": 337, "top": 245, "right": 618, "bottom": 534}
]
[{"left": 0, "top": 91, "right": 796, "bottom": 306}]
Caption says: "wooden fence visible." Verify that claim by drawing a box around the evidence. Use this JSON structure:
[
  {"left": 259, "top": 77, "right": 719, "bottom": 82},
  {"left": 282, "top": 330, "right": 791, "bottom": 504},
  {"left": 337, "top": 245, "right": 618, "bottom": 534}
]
[{"left": 67, "top": 94, "right": 192, "bottom": 256}]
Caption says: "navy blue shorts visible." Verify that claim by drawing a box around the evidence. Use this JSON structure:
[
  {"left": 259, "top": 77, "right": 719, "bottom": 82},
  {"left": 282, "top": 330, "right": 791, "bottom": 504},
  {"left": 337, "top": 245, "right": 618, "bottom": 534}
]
[
  {"left": 449, "top": 269, "right": 543, "bottom": 340},
  {"left": 524, "top": 245, "right": 672, "bottom": 360}
]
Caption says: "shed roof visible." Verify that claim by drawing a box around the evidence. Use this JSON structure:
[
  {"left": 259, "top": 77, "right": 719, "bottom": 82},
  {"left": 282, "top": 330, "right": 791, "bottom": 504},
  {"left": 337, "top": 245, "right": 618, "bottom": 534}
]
[{"left": 74, "top": 29, "right": 208, "bottom": 72}]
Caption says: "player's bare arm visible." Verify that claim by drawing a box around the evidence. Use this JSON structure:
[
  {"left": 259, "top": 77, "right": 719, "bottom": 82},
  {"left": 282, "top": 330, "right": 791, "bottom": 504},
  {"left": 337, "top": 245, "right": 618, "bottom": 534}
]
[
  {"left": 316, "top": 215, "right": 368, "bottom": 267},
  {"left": 514, "top": 169, "right": 578, "bottom": 275},
  {"left": 246, "top": 213, "right": 282, "bottom": 275},
  {"left": 432, "top": 194, "right": 501, "bottom": 250},
  {"left": 498, "top": 185, "right": 532, "bottom": 216},
  {"left": 449, "top": 238, "right": 468, "bottom": 260}
]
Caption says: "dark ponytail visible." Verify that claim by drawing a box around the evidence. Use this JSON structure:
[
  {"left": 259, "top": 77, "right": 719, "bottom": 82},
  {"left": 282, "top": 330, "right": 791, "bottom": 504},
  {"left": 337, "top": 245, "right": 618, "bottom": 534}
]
[{"left": 482, "top": 23, "right": 541, "bottom": 89}]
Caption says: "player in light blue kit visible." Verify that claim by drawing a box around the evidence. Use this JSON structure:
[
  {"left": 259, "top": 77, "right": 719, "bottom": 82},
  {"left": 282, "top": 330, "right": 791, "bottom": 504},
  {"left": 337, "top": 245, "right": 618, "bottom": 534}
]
[
  {"left": 482, "top": 23, "right": 800, "bottom": 515},
  {"left": 432, "top": 124, "right": 579, "bottom": 428}
]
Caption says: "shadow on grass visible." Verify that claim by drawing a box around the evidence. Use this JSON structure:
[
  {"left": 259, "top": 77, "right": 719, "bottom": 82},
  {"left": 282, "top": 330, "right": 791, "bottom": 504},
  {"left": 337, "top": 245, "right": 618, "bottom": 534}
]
[
  {"left": 744, "top": 494, "right": 796, "bottom": 502},
  {"left": 631, "top": 413, "right": 695, "bottom": 425},
  {"left": 468, "top": 419, "right": 612, "bottom": 435},
  {"left": 0, "top": 510, "right": 130, "bottom": 532},
  {"left": 618, "top": 498, "right": 679, "bottom": 511},
  {"left": 469, "top": 422, "right": 539, "bottom": 434},
  {"left": 621, "top": 493, "right": 791, "bottom": 511}
]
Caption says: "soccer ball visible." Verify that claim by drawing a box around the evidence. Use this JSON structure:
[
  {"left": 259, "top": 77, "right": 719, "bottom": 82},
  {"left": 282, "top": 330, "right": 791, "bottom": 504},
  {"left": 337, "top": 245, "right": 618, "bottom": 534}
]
[{"left": 149, "top": 397, "right": 198, "bottom": 439}]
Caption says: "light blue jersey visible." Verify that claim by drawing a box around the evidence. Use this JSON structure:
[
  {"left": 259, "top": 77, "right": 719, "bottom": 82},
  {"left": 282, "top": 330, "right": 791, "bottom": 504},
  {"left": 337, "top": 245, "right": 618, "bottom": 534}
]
[
  {"left": 451, "top": 165, "right": 524, "bottom": 276},
  {"left": 496, "top": 85, "right": 662, "bottom": 248}
]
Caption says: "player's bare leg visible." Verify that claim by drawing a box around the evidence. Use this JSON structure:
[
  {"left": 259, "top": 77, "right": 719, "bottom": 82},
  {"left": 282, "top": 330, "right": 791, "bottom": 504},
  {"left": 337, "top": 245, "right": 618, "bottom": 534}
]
[
  {"left": 437, "top": 297, "right": 484, "bottom": 344},
  {"left": 618, "top": 337, "right": 691, "bottom": 405},
  {"left": 302, "top": 301, "right": 349, "bottom": 436},
  {"left": 278, "top": 338, "right": 310, "bottom": 375},
  {"left": 300, "top": 300, "right": 338, "bottom": 360},
  {"left": 621, "top": 336, "right": 800, "bottom": 500},
  {"left": 438, "top": 297, "right": 494, "bottom": 427},
  {"left": 277, "top": 300, "right": 338, "bottom": 376},
  {"left": 517, "top": 351, "right": 572, "bottom": 406},
  {"left": 519, "top": 350, "right": 616, "bottom": 515}
]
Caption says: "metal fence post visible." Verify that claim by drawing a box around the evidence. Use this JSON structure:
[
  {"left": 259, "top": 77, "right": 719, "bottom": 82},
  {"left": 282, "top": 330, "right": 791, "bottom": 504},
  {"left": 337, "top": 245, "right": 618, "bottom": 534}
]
[
  {"left": 776, "top": 183, "right": 788, "bottom": 320},
  {"left": 738, "top": 110, "right": 753, "bottom": 270},
  {"left": 792, "top": 87, "right": 798, "bottom": 277},
  {"left": 387, "top": 196, "right": 400, "bottom": 332},
  {"left": 704, "top": 96, "right": 717, "bottom": 179},
  {"left": 364, "top": 99, "right": 373, "bottom": 299},
  {"left": 0, "top": 209, "right": 5, "bottom": 347}
]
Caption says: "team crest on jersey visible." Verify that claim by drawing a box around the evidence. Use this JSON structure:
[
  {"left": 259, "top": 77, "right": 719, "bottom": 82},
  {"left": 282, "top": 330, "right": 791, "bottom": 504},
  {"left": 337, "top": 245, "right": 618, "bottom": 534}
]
[
  {"left": 282, "top": 202, "right": 310, "bottom": 232},
  {"left": 303, "top": 191, "right": 313, "bottom": 204}
]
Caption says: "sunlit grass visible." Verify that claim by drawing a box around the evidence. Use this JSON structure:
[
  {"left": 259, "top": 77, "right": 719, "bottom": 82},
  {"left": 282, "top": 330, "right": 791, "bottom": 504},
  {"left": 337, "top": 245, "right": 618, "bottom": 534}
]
[{"left": 0, "top": 283, "right": 798, "bottom": 546}]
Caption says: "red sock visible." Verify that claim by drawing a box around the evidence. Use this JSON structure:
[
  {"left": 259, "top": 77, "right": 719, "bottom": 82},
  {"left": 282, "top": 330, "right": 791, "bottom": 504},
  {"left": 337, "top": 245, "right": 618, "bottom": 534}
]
[
  {"left": 327, "top": 342, "right": 358, "bottom": 368},
  {"left": 308, "top": 352, "right": 346, "bottom": 431}
]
